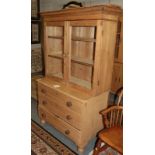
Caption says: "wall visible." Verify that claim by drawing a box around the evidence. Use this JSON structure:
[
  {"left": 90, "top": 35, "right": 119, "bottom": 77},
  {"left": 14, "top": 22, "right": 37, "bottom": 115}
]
[{"left": 40, "top": 0, "right": 123, "bottom": 12}]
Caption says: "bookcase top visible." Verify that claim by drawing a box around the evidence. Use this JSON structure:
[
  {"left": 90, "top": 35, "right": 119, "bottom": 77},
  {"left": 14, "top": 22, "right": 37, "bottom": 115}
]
[{"left": 40, "top": 5, "right": 122, "bottom": 22}]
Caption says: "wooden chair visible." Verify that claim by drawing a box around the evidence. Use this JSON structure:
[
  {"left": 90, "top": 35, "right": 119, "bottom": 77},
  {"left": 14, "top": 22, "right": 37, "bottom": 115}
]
[{"left": 93, "top": 88, "right": 123, "bottom": 155}]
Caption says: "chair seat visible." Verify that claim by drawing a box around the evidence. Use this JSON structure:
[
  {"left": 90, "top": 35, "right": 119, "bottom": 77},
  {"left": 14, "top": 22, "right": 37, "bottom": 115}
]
[{"left": 99, "top": 127, "right": 123, "bottom": 154}]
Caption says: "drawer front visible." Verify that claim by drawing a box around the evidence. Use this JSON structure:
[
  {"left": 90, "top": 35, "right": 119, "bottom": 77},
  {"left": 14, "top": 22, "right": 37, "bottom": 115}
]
[
  {"left": 38, "top": 83, "right": 83, "bottom": 113},
  {"left": 39, "top": 95, "right": 82, "bottom": 130},
  {"left": 38, "top": 106, "right": 81, "bottom": 144}
]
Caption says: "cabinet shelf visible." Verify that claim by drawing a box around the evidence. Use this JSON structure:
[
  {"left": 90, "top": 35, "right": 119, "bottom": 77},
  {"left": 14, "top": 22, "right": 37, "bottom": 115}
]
[
  {"left": 71, "top": 57, "right": 94, "bottom": 66},
  {"left": 52, "top": 73, "right": 63, "bottom": 78},
  {"left": 70, "top": 76, "right": 91, "bottom": 89},
  {"left": 48, "top": 54, "right": 63, "bottom": 59},
  {"left": 72, "top": 37, "right": 96, "bottom": 42},
  {"left": 48, "top": 36, "right": 64, "bottom": 39}
]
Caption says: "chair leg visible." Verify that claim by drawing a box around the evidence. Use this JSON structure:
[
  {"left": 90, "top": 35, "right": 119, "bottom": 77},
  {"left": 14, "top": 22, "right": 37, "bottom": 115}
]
[
  {"left": 93, "top": 139, "right": 102, "bottom": 155},
  {"left": 93, "top": 139, "right": 108, "bottom": 155},
  {"left": 99, "top": 144, "right": 108, "bottom": 152}
]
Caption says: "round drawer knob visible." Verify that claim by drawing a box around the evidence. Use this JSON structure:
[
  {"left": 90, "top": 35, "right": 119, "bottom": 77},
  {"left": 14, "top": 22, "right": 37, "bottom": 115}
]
[
  {"left": 41, "top": 113, "right": 46, "bottom": 119},
  {"left": 66, "top": 115, "right": 72, "bottom": 120},
  {"left": 42, "top": 100, "right": 47, "bottom": 105},
  {"left": 65, "top": 130, "right": 70, "bottom": 135},
  {"left": 41, "top": 89, "right": 46, "bottom": 94},
  {"left": 66, "top": 101, "right": 72, "bottom": 107}
]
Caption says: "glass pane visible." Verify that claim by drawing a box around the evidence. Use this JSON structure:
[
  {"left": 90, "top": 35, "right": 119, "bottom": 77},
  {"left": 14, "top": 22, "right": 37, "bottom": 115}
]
[
  {"left": 72, "top": 27, "right": 96, "bottom": 39},
  {"left": 46, "top": 25, "right": 64, "bottom": 79},
  {"left": 46, "top": 26, "right": 64, "bottom": 56},
  {"left": 71, "top": 41, "right": 94, "bottom": 61},
  {"left": 48, "top": 38, "right": 63, "bottom": 56},
  {"left": 70, "top": 62, "right": 93, "bottom": 89},
  {"left": 47, "top": 57, "right": 63, "bottom": 79},
  {"left": 70, "top": 26, "right": 96, "bottom": 89},
  {"left": 47, "top": 26, "right": 63, "bottom": 37}
]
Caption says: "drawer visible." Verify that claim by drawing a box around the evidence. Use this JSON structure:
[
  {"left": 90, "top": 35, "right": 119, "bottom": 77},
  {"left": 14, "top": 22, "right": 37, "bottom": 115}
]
[
  {"left": 39, "top": 95, "right": 82, "bottom": 130},
  {"left": 38, "top": 106, "right": 81, "bottom": 144},
  {"left": 38, "top": 83, "right": 83, "bottom": 113}
]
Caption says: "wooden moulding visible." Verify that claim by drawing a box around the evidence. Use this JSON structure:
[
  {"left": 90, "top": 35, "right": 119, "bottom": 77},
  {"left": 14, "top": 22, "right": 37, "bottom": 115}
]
[{"left": 40, "top": 5, "right": 122, "bottom": 22}]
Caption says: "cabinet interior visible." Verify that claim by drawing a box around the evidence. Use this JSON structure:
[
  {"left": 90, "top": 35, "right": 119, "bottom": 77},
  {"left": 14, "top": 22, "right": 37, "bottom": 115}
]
[
  {"left": 70, "top": 26, "right": 96, "bottom": 89},
  {"left": 46, "top": 57, "right": 63, "bottom": 79},
  {"left": 46, "top": 25, "right": 64, "bottom": 79}
]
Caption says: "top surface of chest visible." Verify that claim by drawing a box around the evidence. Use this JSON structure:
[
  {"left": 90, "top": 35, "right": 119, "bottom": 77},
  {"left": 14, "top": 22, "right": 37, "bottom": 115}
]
[{"left": 37, "top": 77, "right": 91, "bottom": 101}]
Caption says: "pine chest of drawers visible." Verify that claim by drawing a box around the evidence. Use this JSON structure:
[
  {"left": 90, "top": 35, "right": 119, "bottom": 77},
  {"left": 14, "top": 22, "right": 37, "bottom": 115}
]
[{"left": 37, "top": 77, "right": 109, "bottom": 152}]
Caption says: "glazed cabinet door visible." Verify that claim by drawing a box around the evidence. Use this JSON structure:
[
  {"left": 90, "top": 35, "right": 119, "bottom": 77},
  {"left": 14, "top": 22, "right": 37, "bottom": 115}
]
[
  {"left": 111, "top": 63, "right": 123, "bottom": 93},
  {"left": 67, "top": 20, "right": 98, "bottom": 90},
  {"left": 44, "top": 22, "right": 65, "bottom": 80}
]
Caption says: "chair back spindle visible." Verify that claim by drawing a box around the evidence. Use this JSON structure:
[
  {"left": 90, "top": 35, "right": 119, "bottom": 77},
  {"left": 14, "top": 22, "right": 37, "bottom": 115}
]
[
  {"left": 104, "top": 107, "right": 123, "bottom": 128},
  {"left": 119, "top": 110, "right": 123, "bottom": 126},
  {"left": 116, "top": 88, "right": 123, "bottom": 106}
]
